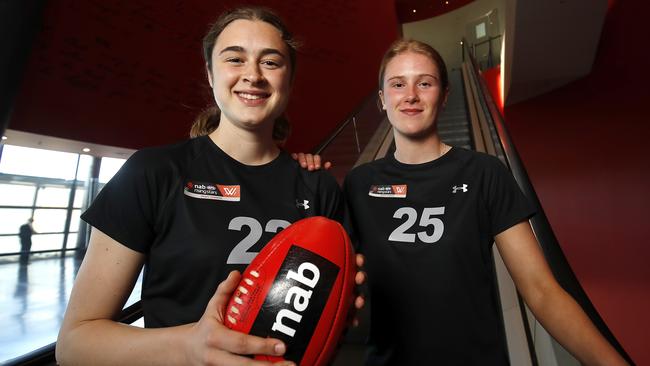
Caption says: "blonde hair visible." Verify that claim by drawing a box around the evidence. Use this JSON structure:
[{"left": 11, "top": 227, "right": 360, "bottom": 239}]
[{"left": 378, "top": 39, "right": 449, "bottom": 91}]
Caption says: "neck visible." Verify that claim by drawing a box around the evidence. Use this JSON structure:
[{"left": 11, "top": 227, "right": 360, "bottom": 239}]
[
  {"left": 209, "top": 119, "right": 280, "bottom": 166},
  {"left": 393, "top": 132, "right": 449, "bottom": 164}
]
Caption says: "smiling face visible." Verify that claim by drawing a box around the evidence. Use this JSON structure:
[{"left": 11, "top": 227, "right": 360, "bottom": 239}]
[
  {"left": 379, "top": 51, "right": 448, "bottom": 140},
  {"left": 207, "top": 19, "right": 292, "bottom": 134}
]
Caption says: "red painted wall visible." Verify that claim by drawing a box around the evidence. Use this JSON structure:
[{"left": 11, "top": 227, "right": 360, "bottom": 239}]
[
  {"left": 8, "top": 1, "right": 399, "bottom": 152},
  {"left": 504, "top": 1, "right": 649, "bottom": 363}
]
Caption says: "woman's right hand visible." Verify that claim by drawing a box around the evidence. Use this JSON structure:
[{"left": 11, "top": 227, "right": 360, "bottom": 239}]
[{"left": 185, "top": 271, "right": 295, "bottom": 366}]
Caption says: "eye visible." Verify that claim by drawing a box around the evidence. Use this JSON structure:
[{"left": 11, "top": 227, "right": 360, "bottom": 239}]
[
  {"left": 261, "top": 59, "right": 282, "bottom": 69},
  {"left": 225, "top": 57, "right": 244, "bottom": 64},
  {"left": 390, "top": 82, "right": 405, "bottom": 88},
  {"left": 418, "top": 81, "right": 432, "bottom": 88}
]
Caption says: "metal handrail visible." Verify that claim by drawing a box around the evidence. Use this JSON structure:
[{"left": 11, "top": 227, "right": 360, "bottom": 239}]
[
  {"left": 313, "top": 90, "right": 379, "bottom": 155},
  {"left": 462, "top": 39, "right": 635, "bottom": 365}
]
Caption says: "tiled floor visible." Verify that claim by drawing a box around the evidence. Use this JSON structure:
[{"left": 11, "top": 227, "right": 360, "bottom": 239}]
[{"left": 0, "top": 253, "right": 142, "bottom": 363}]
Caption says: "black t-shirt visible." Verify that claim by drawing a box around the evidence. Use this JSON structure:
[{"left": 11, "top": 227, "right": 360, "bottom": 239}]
[
  {"left": 343, "top": 148, "right": 534, "bottom": 366},
  {"left": 82, "top": 135, "right": 343, "bottom": 327}
]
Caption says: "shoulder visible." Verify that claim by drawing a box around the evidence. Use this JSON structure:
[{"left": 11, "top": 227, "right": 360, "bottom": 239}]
[
  {"left": 345, "top": 158, "right": 388, "bottom": 185},
  {"left": 450, "top": 148, "right": 506, "bottom": 173},
  {"left": 123, "top": 137, "right": 207, "bottom": 178},
  {"left": 284, "top": 153, "right": 340, "bottom": 194}
]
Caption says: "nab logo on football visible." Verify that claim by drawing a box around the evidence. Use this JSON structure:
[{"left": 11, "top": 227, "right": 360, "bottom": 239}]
[{"left": 250, "top": 246, "right": 338, "bottom": 361}]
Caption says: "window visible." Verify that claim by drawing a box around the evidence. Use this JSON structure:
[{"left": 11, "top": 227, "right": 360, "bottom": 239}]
[
  {"left": 0, "top": 145, "right": 79, "bottom": 180},
  {"left": 99, "top": 157, "right": 126, "bottom": 183},
  {"left": 0, "top": 143, "right": 128, "bottom": 255},
  {"left": 475, "top": 22, "right": 487, "bottom": 39}
]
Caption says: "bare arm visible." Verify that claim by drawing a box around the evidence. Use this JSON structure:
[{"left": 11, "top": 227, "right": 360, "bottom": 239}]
[
  {"left": 495, "top": 221, "right": 627, "bottom": 366},
  {"left": 56, "top": 228, "right": 293, "bottom": 366}
]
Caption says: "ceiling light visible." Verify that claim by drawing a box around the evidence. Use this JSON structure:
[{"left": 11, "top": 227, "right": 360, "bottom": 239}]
[
  {"left": 1, "top": 136, "right": 7, "bottom": 140},
  {"left": 412, "top": 9, "right": 417, "bottom": 13},
  {"left": 82, "top": 147, "right": 91, "bottom": 152}
]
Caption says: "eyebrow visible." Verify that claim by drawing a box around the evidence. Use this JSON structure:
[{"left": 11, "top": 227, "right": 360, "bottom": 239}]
[
  {"left": 387, "top": 74, "right": 439, "bottom": 82},
  {"left": 219, "top": 46, "right": 286, "bottom": 59}
]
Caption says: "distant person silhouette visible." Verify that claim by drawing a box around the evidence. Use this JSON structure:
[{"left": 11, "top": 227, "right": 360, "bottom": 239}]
[{"left": 19, "top": 218, "right": 34, "bottom": 264}]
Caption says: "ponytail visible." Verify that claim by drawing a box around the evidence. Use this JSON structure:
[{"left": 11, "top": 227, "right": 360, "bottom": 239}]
[
  {"left": 189, "top": 106, "right": 291, "bottom": 143},
  {"left": 189, "top": 106, "right": 220, "bottom": 138}
]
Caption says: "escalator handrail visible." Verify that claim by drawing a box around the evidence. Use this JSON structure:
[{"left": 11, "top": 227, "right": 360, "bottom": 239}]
[{"left": 462, "top": 39, "right": 635, "bottom": 365}]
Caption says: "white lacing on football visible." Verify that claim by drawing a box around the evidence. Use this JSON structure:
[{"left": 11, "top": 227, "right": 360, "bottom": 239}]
[
  {"left": 227, "top": 315, "right": 236, "bottom": 325},
  {"left": 227, "top": 270, "right": 259, "bottom": 326}
]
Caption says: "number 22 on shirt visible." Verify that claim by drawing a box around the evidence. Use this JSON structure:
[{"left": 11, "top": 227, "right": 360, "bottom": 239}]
[{"left": 227, "top": 216, "right": 291, "bottom": 264}]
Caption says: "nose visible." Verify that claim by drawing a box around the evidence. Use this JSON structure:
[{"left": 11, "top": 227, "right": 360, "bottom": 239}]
[
  {"left": 243, "top": 63, "right": 264, "bottom": 85},
  {"left": 404, "top": 85, "right": 419, "bottom": 103}
]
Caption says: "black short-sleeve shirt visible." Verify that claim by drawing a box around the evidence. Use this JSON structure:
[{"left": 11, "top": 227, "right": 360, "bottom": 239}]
[
  {"left": 82, "top": 136, "right": 343, "bottom": 327},
  {"left": 343, "top": 148, "right": 534, "bottom": 366}
]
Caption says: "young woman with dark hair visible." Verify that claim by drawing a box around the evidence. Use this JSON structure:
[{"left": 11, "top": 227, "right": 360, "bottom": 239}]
[{"left": 56, "top": 7, "right": 360, "bottom": 366}]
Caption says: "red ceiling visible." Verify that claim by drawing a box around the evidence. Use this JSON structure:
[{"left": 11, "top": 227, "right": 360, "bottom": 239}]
[
  {"left": 395, "top": 0, "right": 474, "bottom": 23},
  {"left": 9, "top": 0, "right": 399, "bottom": 152}
]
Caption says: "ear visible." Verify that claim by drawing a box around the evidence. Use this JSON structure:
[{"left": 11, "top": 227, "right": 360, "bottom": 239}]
[
  {"left": 206, "top": 62, "right": 214, "bottom": 88},
  {"left": 378, "top": 90, "right": 386, "bottom": 110}
]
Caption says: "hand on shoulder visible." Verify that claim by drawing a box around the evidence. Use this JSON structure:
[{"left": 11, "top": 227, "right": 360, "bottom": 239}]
[{"left": 291, "top": 153, "right": 332, "bottom": 171}]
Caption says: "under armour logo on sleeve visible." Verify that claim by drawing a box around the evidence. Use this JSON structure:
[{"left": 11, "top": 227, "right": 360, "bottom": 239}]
[{"left": 452, "top": 184, "right": 468, "bottom": 193}]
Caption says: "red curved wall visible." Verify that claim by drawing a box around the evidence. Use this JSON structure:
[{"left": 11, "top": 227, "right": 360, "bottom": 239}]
[
  {"left": 504, "top": 1, "right": 649, "bottom": 363},
  {"left": 8, "top": 1, "right": 399, "bottom": 152}
]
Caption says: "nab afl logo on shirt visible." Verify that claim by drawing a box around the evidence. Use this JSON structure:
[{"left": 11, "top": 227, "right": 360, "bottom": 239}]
[
  {"left": 184, "top": 181, "right": 241, "bottom": 202},
  {"left": 368, "top": 184, "right": 407, "bottom": 198}
]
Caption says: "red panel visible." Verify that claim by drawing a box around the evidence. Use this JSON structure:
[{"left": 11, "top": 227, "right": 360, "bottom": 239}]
[
  {"left": 9, "top": 0, "right": 399, "bottom": 152},
  {"left": 395, "top": 0, "right": 474, "bottom": 24},
  {"left": 480, "top": 66, "right": 502, "bottom": 115},
  {"left": 504, "top": 1, "right": 650, "bottom": 363}
]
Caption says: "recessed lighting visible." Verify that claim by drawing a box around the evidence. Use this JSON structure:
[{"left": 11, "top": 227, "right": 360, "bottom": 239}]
[
  {"left": 445, "top": 1, "right": 449, "bottom": 4},
  {"left": 412, "top": 9, "right": 417, "bottom": 13},
  {"left": 82, "top": 147, "right": 91, "bottom": 152},
  {"left": 460, "top": 41, "right": 464, "bottom": 45},
  {"left": 1, "top": 136, "right": 7, "bottom": 140}
]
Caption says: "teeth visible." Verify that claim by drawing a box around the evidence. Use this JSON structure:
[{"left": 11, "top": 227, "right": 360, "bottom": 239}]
[{"left": 238, "top": 92, "right": 266, "bottom": 100}]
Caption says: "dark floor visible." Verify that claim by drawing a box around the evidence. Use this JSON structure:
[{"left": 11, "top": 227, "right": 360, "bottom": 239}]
[{"left": 0, "top": 253, "right": 142, "bottom": 363}]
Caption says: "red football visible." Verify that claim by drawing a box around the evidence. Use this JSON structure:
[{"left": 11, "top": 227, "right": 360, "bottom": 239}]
[{"left": 225, "top": 216, "right": 356, "bottom": 366}]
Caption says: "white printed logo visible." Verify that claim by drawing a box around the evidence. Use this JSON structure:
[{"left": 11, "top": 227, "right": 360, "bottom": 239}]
[
  {"left": 296, "top": 199, "right": 310, "bottom": 210},
  {"left": 452, "top": 184, "right": 468, "bottom": 193},
  {"left": 223, "top": 186, "right": 238, "bottom": 196}
]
